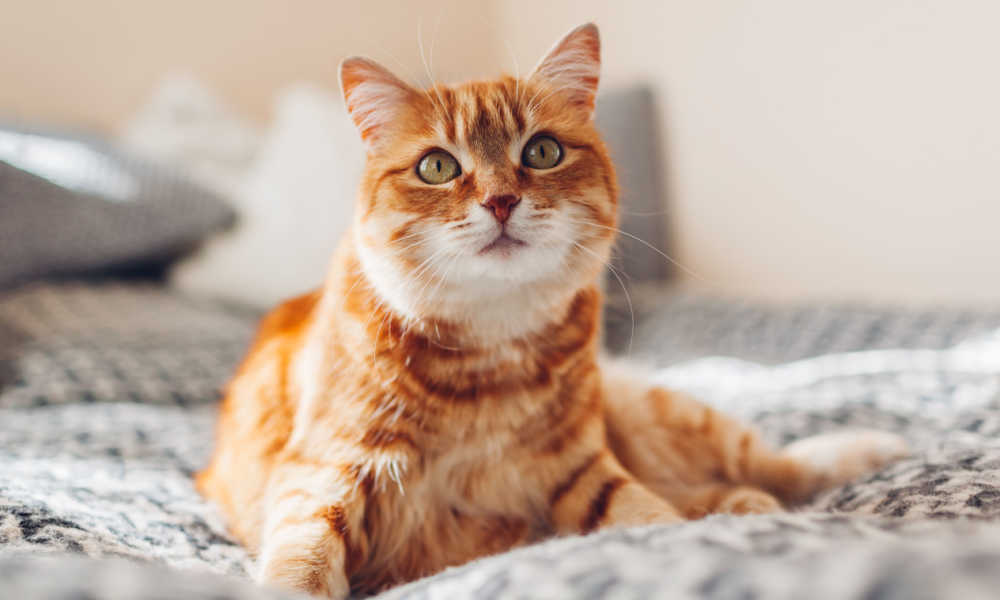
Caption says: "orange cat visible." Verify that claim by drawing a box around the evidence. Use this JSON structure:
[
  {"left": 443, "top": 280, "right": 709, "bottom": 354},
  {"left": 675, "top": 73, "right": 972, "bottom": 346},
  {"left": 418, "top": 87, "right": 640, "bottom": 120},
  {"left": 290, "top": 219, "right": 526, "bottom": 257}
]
[{"left": 197, "top": 24, "right": 907, "bottom": 598}]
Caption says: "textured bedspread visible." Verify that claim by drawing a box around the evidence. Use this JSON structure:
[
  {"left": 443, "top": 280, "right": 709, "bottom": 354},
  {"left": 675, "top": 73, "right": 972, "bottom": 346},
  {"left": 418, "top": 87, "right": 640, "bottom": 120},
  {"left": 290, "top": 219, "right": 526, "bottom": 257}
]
[{"left": 3, "top": 282, "right": 1000, "bottom": 599}]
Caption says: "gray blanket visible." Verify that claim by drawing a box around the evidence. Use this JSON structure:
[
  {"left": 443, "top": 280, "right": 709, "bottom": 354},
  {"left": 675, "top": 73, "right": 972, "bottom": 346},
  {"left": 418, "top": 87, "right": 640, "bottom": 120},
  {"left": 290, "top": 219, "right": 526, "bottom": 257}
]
[{"left": 3, "top": 281, "right": 1000, "bottom": 599}]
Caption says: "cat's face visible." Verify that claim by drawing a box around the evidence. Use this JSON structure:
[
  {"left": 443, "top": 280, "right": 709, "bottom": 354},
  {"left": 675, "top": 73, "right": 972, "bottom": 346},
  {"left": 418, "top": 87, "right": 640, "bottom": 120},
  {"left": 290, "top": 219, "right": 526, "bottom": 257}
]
[{"left": 341, "top": 24, "right": 616, "bottom": 326}]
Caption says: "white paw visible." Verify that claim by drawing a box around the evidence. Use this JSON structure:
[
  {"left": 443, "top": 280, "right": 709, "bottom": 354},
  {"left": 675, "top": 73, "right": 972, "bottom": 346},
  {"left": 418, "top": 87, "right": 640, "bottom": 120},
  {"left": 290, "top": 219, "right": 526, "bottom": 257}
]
[
  {"left": 782, "top": 429, "right": 909, "bottom": 487},
  {"left": 255, "top": 550, "right": 350, "bottom": 599}
]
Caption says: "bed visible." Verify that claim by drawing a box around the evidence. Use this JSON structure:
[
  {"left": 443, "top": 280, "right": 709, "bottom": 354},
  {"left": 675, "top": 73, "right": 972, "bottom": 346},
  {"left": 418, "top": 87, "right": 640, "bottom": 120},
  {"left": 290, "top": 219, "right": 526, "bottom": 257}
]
[{"left": 3, "top": 278, "right": 1000, "bottom": 599}]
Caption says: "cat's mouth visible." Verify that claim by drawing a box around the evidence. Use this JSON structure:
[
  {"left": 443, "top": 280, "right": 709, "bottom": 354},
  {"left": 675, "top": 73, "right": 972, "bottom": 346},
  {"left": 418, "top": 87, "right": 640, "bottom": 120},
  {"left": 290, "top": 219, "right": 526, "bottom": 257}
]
[{"left": 479, "top": 232, "right": 527, "bottom": 255}]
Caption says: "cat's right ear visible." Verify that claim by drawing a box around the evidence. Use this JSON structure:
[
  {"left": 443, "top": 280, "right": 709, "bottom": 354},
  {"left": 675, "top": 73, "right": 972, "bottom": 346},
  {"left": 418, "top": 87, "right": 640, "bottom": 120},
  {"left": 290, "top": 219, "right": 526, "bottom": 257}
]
[
  {"left": 530, "top": 23, "right": 601, "bottom": 120},
  {"left": 339, "top": 57, "right": 416, "bottom": 150}
]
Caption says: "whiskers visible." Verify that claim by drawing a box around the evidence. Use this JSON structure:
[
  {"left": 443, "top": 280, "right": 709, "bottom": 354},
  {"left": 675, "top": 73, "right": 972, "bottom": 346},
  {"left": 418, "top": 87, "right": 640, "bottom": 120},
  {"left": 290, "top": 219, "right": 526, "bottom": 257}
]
[
  {"left": 542, "top": 229, "right": 636, "bottom": 356},
  {"left": 564, "top": 217, "right": 708, "bottom": 284},
  {"left": 417, "top": 19, "right": 451, "bottom": 131},
  {"left": 400, "top": 236, "right": 468, "bottom": 344},
  {"left": 539, "top": 214, "right": 705, "bottom": 355},
  {"left": 373, "top": 212, "right": 698, "bottom": 360}
]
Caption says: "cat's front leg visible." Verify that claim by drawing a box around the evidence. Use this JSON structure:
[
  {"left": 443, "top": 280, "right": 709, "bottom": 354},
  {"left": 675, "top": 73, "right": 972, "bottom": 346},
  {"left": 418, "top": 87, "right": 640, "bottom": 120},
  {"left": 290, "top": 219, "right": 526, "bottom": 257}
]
[
  {"left": 256, "top": 462, "right": 365, "bottom": 599},
  {"left": 549, "top": 450, "right": 683, "bottom": 534}
]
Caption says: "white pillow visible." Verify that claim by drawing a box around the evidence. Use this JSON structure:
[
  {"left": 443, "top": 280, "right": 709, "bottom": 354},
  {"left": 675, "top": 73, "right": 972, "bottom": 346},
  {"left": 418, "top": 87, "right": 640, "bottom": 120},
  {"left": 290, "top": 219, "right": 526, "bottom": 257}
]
[
  {"left": 118, "top": 72, "right": 260, "bottom": 200},
  {"left": 168, "top": 84, "right": 365, "bottom": 308}
]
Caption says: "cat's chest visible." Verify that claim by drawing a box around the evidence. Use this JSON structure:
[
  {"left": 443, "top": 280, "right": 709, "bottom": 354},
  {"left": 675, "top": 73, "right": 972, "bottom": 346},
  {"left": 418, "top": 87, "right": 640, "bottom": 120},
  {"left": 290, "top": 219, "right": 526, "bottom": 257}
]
[
  {"left": 357, "top": 442, "right": 546, "bottom": 588},
  {"left": 420, "top": 431, "right": 545, "bottom": 509},
  {"left": 346, "top": 363, "right": 598, "bottom": 589},
  {"left": 357, "top": 357, "right": 596, "bottom": 509}
]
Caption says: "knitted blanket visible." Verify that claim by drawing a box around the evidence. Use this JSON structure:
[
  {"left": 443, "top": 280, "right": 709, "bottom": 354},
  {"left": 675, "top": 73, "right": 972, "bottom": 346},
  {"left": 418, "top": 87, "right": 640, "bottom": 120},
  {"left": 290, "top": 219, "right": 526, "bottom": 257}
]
[{"left": 3, "top": 282, "right": 1000, "bottom": 599}]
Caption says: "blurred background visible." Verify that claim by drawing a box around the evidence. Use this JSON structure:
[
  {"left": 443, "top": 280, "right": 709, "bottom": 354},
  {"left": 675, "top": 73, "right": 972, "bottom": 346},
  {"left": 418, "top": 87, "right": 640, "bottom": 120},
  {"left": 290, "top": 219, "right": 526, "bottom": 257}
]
[{"left": 3, "top": 0, "right": 999, "bottom": 308}]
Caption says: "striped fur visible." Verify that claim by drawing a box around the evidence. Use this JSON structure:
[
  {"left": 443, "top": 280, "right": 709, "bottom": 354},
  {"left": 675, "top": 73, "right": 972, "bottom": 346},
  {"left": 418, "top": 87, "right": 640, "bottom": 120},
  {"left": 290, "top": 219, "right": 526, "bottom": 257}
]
[{"left": 197, "top": 24, "right": 907, "bottom": 598}]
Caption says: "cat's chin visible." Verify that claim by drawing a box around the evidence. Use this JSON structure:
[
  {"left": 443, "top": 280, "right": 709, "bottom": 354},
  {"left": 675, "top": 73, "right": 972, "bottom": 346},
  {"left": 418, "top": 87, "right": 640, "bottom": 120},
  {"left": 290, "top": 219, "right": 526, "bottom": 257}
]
[
  {"left": 458, "top": 241, "right": 570, "bottom": 286},
  {"left": 477, "top": 233, "right": 527, "bottom": 257}
]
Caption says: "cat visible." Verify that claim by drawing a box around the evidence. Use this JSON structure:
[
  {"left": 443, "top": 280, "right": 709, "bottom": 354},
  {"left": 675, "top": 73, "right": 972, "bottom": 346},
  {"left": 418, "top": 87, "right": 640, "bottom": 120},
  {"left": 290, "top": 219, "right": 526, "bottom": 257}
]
[{"left": 196, "top": 23, "right": 908, "bottom": 598}]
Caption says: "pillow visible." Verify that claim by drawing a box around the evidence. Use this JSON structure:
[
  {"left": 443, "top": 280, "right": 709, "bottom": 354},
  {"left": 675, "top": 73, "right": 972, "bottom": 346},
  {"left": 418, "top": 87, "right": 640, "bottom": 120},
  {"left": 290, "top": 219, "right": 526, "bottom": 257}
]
[
  {"left": 594, "top": 86, "right": 671, "bottom": 283},
  {"left": 0, "top": 124, "right": 234, "bottom": 288},
  {"left": 167, "top": 84, "right": 364, "bottom": 308}
]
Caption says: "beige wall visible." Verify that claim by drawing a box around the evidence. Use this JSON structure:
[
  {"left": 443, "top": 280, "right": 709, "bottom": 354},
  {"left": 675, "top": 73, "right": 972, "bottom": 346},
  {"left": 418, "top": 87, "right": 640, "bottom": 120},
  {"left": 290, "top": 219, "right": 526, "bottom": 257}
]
[
  {"left": 497, "top": 1, "right": 1000, "bottom": 307},
  {"left": 0, "top": 0, "right": 501, "bottom": 130},
  {"left": 5, "top": 1, "right": 1000, "bottom": 307}
]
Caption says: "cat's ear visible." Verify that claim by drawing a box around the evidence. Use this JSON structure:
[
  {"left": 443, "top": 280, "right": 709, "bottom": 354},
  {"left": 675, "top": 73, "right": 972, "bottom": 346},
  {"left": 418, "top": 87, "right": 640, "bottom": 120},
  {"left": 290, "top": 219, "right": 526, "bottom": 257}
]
[
  {"left": 339, "top": 57, "right": 417, "bottom": 149},
  {"left": 529, "top": 23, "right": 601, "bottom": 119}
]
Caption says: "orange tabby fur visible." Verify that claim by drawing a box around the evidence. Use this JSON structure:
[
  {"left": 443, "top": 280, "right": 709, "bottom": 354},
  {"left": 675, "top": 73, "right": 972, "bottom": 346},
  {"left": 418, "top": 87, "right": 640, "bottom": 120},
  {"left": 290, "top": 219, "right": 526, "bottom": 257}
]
[{"left": 197, "top": 24, "right": 907, "bottom": 598}]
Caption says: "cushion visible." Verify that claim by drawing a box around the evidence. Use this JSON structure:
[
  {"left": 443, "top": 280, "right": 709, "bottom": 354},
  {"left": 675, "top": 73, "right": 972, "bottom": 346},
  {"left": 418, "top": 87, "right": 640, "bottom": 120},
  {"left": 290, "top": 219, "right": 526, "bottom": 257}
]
[
  {"left": 165, "top": 84, "right": 365, "bottom": 309},
  {"left": 595, "top": 87, "right": 671, "bottom": 283},
  {"left": 0, "top": 124, "right": 234, "bottom": 288}
]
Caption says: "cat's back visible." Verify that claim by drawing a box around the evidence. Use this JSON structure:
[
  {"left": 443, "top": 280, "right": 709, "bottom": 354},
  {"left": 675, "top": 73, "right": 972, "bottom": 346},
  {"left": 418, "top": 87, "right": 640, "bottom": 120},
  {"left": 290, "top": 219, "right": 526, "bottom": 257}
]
[
  {"left": 197, "top": 289, "right": 321, "bottom": 545},
  {"left": 252, "top": 290, "right": 322, "bottom": 345}
]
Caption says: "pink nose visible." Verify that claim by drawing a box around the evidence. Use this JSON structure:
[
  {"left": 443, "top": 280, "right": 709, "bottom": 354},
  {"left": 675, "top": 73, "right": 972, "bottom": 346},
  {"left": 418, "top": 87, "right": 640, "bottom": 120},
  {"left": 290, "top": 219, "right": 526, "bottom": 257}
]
[{"left": 482, "top": 194, "right": 520, "bottom": 223}]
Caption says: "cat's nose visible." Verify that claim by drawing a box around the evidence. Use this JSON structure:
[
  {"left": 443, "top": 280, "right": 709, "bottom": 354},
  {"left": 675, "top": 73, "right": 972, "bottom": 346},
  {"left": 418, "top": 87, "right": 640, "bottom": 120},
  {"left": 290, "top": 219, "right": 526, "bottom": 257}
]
[{"left": 482, "top": 194, "right": 520, "bottom": 223}]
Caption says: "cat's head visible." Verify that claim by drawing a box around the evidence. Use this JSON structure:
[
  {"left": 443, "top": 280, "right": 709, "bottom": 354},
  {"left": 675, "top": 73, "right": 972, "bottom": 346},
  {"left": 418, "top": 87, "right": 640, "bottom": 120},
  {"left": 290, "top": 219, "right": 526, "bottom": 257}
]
[{"left": 340, "top": 24, "right": 616, "bottom": 332}]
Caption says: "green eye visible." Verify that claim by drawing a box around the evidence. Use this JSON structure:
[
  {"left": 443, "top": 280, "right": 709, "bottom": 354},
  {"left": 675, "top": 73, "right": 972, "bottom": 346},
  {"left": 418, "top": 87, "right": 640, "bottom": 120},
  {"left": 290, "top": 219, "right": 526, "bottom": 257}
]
[
  {"left": 522, "top": 135, "right": 563, "bottom": 169},
  {"left": 417, "top": 150, "right": 461, "bottom": 184}
]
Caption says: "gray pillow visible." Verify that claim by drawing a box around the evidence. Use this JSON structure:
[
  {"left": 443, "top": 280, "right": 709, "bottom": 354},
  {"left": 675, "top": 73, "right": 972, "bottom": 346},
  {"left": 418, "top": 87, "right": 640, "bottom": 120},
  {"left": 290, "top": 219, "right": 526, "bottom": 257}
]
[
  {"left": 595, "top": 86, "right": 670, "bottom": 283},
  {"left": 0, "top": 125, "right": 234, "bottom": 288}
]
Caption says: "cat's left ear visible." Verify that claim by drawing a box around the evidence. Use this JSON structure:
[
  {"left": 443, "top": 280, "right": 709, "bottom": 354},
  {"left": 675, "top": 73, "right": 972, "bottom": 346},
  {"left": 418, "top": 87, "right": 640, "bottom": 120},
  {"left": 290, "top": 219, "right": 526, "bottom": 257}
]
[
  {"left": 529, "top": 23, "right": 601, "bottom": 120},
  {"left": 340, "top": 57, "right": 418, "bottom": 150}
]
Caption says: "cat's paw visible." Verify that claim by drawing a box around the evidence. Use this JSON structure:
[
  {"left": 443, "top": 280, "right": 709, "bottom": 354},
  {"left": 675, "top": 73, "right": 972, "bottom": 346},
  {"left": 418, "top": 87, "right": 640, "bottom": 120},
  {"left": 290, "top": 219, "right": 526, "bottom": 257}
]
[
  {"left": 256, "top": 549, "right": 350, "bottom": 599},
  {"left": 716, "top": 487, "right": 784, "bottom": 516},
  {"left": 782, "top": 429, "right": 909, "bottom": 491}
]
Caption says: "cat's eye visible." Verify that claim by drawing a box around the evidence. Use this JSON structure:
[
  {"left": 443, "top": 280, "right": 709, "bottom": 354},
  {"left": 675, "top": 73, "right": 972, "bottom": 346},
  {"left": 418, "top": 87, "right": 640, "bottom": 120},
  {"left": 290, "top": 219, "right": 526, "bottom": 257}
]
[
  {"left": 417, "top": 150, "right": 461, "bottom": 184},
  {"left": 521, "top": 135, "right": 563, "bottom": 170}
]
